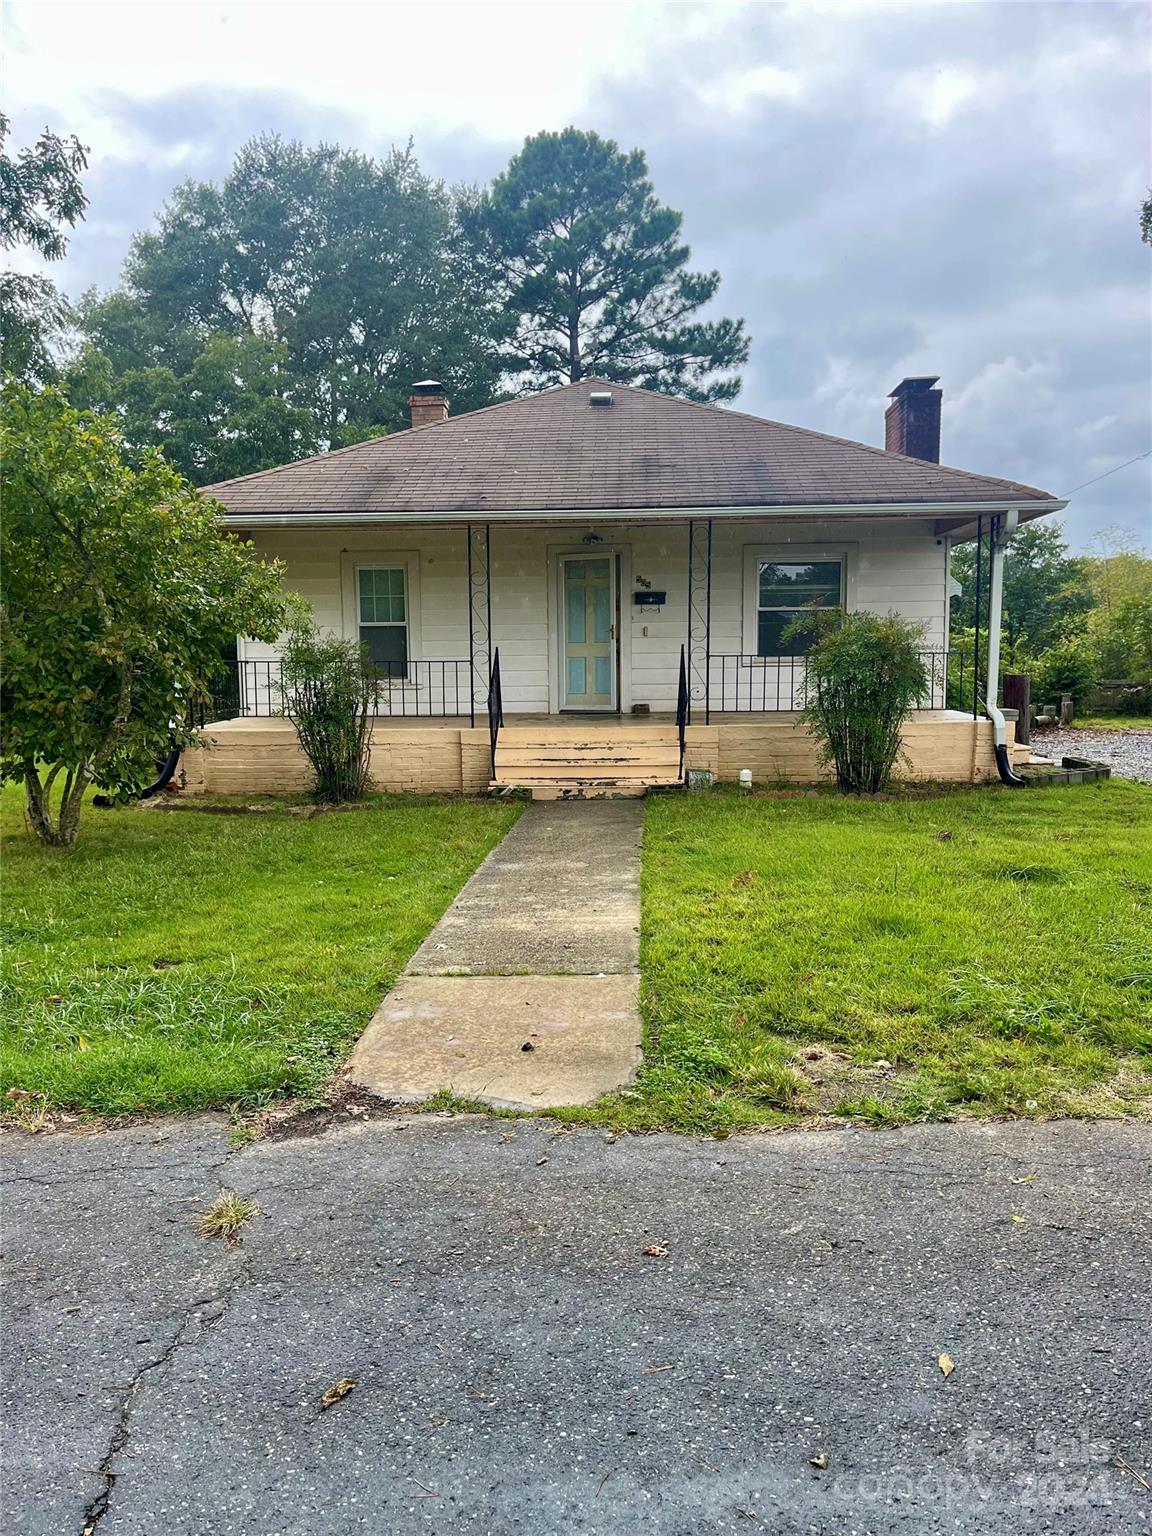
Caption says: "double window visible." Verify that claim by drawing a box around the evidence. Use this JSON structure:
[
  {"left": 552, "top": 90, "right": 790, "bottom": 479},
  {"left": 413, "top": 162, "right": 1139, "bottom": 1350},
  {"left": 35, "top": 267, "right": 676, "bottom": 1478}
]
[
  {"left": 756, "top": 560, "right": 843, "bottom": 656},
  {"left": 357, "top": 566, "right": 409, "bottom": 677}
]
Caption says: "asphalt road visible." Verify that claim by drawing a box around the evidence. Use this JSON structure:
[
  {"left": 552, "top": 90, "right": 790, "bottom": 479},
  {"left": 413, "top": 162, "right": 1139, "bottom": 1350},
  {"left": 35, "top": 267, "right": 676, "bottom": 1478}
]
[{"left": 3, "top": 1114, "right": 1150, "bottom": 1535}]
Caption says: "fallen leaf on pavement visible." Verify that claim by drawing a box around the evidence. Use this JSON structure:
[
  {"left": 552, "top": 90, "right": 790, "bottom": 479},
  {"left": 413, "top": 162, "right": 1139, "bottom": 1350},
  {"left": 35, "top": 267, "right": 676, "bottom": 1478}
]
[
  {"left": 938, "top": 1353, "right": 955, "bottom": 1378},
  {"left": 641, "top": 1364, "right": 674, "bottom": 1374},
  {"left": 319, "top": 1377, "right": 357, "bottom": 1411},
  {"left": 641, "top": 1243, "right": 668, "bottom": 1258},
  {"left": 809, "top": 1451, "right": 829, "bottom": 1469}
]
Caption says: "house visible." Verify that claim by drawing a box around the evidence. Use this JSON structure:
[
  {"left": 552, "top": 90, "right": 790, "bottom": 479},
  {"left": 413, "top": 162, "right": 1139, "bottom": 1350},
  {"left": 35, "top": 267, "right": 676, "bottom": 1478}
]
[{"left": 182, "top": 376, "right": 1065, "bottom": 798}]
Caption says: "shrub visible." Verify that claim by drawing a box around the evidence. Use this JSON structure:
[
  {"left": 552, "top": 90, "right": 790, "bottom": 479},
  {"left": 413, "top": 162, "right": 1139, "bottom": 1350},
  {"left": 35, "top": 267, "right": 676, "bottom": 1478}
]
[
  {"left": 280, "top": 618, "right": 374, "bottom": 802},
  {"left": 1115, "top": 682, "right": 1152, "bottom": 716},
  {"left": 790, "top": 611, "right": 928, "bottom": 794},
  {"left": 1031, "top": 635, "right": 1098, "bottom": 713}
]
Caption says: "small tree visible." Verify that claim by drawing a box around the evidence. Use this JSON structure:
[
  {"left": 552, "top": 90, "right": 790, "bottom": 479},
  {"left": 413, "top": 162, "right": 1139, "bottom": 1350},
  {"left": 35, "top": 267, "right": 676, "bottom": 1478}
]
[
  {"left": 1, "top": 384, "right": 286, "bottom": 845},
  {"left": 279, "top": 617, "right": 375, "bottom": 803},
  {"left": 792, "top": 612, "right": 929, "bottom": 794}
]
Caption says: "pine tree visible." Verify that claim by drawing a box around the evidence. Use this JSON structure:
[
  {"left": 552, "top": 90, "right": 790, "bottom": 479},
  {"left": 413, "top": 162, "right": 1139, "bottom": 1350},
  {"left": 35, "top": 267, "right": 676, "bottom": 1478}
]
[{"left": 463, "top": 128, "right": 748, "bottom": 402}]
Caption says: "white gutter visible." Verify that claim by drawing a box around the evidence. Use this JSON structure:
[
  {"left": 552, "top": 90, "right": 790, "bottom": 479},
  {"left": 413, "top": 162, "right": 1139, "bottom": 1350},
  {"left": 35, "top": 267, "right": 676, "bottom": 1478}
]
[
  {"left": 984, "top": 509, "right": 1024, "bottom": 785},
  {"left": 217, "top": 498, "right": 1066, "bottom": 530}
]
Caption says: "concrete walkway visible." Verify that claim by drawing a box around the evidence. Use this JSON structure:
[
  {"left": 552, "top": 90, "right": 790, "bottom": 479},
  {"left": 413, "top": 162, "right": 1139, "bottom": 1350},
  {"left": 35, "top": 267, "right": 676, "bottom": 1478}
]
[{"left": 348, "top": 801, "right": 643, "bottom": 1109}]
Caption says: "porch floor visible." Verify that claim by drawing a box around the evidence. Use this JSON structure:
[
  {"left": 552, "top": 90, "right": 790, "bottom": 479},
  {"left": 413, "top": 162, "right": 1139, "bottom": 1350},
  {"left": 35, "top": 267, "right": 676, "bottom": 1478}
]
[{"left": 205, "top": 708, "right": 978, "bottom": 731}]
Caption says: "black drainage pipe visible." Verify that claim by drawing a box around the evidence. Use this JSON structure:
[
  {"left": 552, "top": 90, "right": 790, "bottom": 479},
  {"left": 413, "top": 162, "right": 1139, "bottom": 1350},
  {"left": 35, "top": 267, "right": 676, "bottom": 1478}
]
[
  {"left": 994, "top": 740, "right": 1025, "bottom": 788},
  {"left": 139, "top": 741, "right": 181, "bottom": 798}
]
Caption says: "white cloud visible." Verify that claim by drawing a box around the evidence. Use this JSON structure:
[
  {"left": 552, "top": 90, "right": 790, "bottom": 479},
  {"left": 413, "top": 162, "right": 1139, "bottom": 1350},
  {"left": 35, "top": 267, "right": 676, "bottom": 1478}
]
[{"left": 696, "top": 62, "right": 805, "bottom": 114}]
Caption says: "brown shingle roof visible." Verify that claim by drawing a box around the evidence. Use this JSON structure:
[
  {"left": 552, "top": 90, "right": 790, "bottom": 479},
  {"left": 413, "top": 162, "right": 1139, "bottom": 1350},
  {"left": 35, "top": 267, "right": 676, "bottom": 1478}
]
[{"left": 204, "top": 378, "right": 1057, "bottom": 517}]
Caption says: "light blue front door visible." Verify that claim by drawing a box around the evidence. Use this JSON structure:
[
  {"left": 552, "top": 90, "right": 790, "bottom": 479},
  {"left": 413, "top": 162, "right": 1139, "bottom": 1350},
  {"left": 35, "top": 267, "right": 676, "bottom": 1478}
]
[{"left": 560, "top": 556, "right": 616, "bottom": 710}]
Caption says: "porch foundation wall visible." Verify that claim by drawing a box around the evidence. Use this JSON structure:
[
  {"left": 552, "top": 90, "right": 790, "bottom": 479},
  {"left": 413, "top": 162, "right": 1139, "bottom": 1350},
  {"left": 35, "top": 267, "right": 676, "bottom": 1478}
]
[
  {"left": 180, "top": 720, "right": 470, "bottom": 797},
  {"left": 699, "top": 715, "right": 1014, "bottom": 785},
  {"left": 179, "top": 714, "right": 1016, "bottom": 796}
]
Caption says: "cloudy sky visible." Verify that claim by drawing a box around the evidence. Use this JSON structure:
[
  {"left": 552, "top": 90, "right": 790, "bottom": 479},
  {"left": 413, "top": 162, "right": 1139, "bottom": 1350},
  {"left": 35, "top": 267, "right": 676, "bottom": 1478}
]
[{"left": 6, "top": 0, "right": 1150, "bottom": 547}]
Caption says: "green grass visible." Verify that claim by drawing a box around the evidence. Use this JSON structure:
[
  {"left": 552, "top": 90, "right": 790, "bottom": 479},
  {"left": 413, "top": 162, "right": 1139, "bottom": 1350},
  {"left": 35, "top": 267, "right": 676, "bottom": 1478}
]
[
  {"left": 556, "top": 781, "right": 1152, "bottom": 1135},
  {"left": 1070, "top": 716, "right": 1152, "bottom": 732},
  {"left": 1, "top": 786, "right": 519, "bottom": 1116},
  {"left": 6, "top": 777, "right": 1151, "bottom": 1139}
]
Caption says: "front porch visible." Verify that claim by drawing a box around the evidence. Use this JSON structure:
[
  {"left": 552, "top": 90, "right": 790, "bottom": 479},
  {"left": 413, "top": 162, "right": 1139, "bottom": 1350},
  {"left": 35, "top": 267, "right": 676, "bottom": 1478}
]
[
  {"left": 184, "top": 512, "right": 1010, "bottom": 796},
  {"left": 179, "top": 709, "right": 1020, "bottom": 797}
]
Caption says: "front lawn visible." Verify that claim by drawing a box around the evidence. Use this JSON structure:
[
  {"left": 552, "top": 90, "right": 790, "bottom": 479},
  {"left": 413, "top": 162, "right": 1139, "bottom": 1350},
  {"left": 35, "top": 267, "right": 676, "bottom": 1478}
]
[
  {"left": 591, "top": 781, "right": 1151, "bottom": 1133},
  {"left": 0, "top": 790, "right": 519, "bottom": 1116}
]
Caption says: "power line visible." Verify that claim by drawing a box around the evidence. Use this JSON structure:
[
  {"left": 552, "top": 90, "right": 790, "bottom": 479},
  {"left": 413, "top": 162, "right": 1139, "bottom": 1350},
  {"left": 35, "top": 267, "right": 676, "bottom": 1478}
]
[{"left": 1067, "top": 449, "right": 1152, "bottom": 496}]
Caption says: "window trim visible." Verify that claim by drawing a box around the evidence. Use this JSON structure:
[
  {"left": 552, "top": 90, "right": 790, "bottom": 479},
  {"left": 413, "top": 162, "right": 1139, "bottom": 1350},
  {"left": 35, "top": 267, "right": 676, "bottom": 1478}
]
[
  {"left": 741, "top": 544, "right": 855, "bottom": 658},
  {"left": 339, "top": 550, "right": 422, "bottom": 683}
]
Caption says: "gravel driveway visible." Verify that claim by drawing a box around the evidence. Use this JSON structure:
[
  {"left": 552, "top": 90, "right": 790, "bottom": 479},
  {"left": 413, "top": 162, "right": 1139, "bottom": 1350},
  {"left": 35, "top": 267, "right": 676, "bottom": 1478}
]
[
  {"left": 4, "top": 1115, "right": 1151, "bottom": 1535},
  {"left": 1031, "top": 727, "right": 1152, "bottom": 783}
]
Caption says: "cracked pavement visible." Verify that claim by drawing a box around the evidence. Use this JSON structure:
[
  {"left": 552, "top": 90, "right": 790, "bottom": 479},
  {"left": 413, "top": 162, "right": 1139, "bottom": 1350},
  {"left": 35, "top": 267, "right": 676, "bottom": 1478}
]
[{"left": 2, "top": 1115, "right": 1150, "bottom": 1535}]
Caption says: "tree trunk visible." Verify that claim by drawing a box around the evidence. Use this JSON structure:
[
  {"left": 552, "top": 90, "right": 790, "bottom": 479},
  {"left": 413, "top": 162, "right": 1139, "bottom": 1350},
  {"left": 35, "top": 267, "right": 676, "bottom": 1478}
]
[
  {"left": 23, "top": 763, "right": 89, "bottom": 848},
  {"left": 568, "top": 314, "right": 582, "bottom": 381}
]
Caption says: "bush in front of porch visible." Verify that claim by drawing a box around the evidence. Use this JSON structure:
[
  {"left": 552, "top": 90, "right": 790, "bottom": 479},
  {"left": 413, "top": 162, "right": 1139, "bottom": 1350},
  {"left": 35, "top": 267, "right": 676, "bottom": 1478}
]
[{"left": 789, "top": 609, "right": 928, "bottom": 794}]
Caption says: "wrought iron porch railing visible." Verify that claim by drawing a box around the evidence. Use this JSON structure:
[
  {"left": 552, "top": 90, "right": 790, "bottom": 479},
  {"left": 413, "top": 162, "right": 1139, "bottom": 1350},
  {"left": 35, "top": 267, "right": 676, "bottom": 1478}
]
[
  {"left": 201, "top": 658, "right": 475, "bottom": 724},
  {"left": 703, "top": 651, "right": 953, "bottom": 715},
  {"left": 487, "top": 647, "right": 504, "bottom": 780},
  {"left": 676, "top": 644, "right": 689, "bottom": 780}
]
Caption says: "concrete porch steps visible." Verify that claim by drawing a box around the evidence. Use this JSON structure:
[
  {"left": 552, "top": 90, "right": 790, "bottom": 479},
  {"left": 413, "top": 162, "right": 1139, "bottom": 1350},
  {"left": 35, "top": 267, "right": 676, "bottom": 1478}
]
[
  {"left": 527, "top": 785, "right": 649, "bottom": 801},
  {"left": 492, "top": 722, "right": 682, "bottom": 799}
]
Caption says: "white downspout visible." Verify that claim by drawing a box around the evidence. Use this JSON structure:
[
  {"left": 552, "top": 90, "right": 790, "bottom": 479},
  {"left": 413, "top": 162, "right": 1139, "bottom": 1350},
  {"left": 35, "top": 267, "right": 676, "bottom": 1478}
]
[{"left": 985, "top": 508, "right": 1022, "bottom": 785}]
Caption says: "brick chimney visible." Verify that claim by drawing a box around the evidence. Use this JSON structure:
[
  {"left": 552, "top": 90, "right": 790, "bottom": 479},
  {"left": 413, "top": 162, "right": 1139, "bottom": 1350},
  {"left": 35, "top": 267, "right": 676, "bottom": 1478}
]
[
  {"left": 409, "top": 379, "right": 449, "bottom": 429},
  {"left": 885, "top": 376, "right": 942, "bottom": 462}
]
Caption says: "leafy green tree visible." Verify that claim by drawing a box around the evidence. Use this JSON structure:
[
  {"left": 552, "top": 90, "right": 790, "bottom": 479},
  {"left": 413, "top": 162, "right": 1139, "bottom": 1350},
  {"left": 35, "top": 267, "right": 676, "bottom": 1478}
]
[
  {"left": 1, "top": 385, "right": 286, "bottom": 846},
  {"left": 1031, "top": 635, "right": 1098, "bottom": 712},
  {"left": 462, "top": 127, "right": 748, "bottom": 401},
  {"left": 0, "top": 114, "right": 88, "bottom": 383},
  {"left": 1078, "top": 530, "right": 1151, "bottom": 684},
  {"left": 71, "top": 135, "right": 508, "bottom": 478},
  {"left": 1093, "top": 598, "right": 1152, "bottom": 683},
  {"left": 950, "top": 523, "right": 1091, "bottom": 654},
  {"left": 68, "top": 332, "right": 320, "bottom": 484}
]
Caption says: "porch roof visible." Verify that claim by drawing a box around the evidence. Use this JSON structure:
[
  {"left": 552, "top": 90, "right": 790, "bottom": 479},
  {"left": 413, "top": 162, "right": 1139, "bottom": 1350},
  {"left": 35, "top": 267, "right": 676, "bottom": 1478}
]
[{"left": 204, "top": 378, "right": 1061, "bottom": 522}]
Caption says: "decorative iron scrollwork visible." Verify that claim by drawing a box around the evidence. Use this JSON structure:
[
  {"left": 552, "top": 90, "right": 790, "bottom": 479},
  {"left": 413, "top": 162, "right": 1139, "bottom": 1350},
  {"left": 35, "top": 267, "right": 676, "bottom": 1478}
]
[
  {"left": 686, "top": 518, "right": 713, "bottom": 723},
  {"left": 467, "top": 522, "right": 492, "bottom": 715}
]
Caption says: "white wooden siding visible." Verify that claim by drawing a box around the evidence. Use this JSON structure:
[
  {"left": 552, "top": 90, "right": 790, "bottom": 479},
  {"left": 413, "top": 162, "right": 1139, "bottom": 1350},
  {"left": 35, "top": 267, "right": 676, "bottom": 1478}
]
[{"left": 244, "top": 518, "right": 949, "bottom": 712}]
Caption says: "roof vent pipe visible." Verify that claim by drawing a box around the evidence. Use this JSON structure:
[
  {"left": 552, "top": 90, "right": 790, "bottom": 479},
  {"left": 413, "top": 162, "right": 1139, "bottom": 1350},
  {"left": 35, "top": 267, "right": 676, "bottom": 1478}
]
[{"left": 588, "top": 390, "right": 613, "bottom": 407}]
